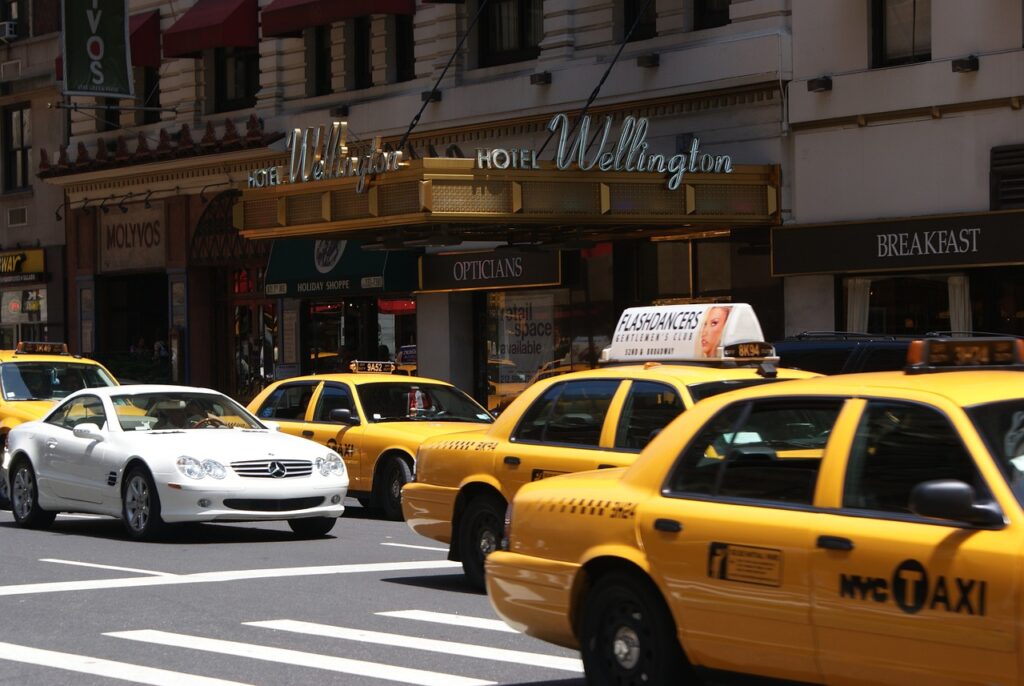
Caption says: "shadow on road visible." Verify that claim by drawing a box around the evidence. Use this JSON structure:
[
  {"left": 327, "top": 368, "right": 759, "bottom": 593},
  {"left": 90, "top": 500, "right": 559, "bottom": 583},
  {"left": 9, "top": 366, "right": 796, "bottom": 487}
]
[
  {"left": 380, "top": 572, "right": 483, "bottom": 595},
  {"left": 0, "top": 518, "right": 333, "bottom": 545}
]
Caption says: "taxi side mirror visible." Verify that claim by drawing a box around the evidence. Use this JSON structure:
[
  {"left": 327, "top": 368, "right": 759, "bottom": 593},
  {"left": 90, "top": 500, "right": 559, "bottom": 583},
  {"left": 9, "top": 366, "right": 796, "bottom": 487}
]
[
  {"left": 329, "top": 408, "right": 361, "bottom": 426},
  {"left": 909, "top": 479, "right": 1003, "bottom": 528},
  {"left": 72, "top": 423, "right": 105, "bottom": 442}
]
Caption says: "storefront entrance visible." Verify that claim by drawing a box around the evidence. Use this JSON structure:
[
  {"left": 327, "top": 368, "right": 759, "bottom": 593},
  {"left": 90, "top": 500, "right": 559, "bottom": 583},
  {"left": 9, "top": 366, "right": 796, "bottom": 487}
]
[
  {"left": 306, "top": 297, "right": 417, "bottom": 374},
  {"left": 94, "top": 273, "right": 170, "bottom": 383}
]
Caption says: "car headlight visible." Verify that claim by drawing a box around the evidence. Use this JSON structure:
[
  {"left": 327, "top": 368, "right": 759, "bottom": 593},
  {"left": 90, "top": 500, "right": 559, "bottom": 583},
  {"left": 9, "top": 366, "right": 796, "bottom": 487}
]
[
  {"left": 316, "top": 452, "right": 345, "bottom": 477},
  {"left": 176, "top": 457, "right": 227, "bottom": 480}
]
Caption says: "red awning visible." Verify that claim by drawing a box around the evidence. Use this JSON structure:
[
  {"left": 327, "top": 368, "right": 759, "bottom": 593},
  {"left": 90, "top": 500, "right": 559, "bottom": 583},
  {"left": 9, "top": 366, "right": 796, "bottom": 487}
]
[
  {"left": 55, "top": 10, "right": 162, "bottom": 79},
  {"left": 163, "top": 0, "right": 258, "bottom": 59},
  {"left": 262, "top": 0, "right": 415, "bottom": 38}
]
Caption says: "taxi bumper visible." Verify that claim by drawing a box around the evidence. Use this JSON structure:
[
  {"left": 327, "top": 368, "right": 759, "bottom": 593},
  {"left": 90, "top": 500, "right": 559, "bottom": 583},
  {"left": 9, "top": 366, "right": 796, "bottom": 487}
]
[
  {"left": 402, "top": 482, "right": 457, "bottom": 543},
  {"left": 485, "top": 550, "right": 580, "bottom": 650}
]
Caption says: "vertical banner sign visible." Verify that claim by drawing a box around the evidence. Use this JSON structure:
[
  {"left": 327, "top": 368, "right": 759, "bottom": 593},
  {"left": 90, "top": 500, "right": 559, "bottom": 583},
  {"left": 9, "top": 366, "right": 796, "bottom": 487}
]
[{"left": 61, "top": 0, "right": 134, "bottom": 98}]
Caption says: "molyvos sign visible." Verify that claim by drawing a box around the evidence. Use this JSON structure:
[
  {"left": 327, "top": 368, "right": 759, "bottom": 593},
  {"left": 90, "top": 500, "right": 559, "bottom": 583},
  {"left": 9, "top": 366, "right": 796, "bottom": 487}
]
[
  {"left": 771, "top": 211, "right": 1024, "bottom": 276},
  {"left": 418, "top": 250, "right": 561, "bottom": 292},
  {"left": 98, "top": 204, "right": 164, "bottom": 273}
]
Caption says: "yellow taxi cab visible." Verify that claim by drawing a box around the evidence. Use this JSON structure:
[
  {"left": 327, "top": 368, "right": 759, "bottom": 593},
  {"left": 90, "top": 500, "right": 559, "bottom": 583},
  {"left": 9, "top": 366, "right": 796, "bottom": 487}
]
[
  {"left": 247, "top": 361, "right": 494, "bottom": 520},
  {"left": 486, "top": 336, "right": 1024, "bottom": 686},
  {"left": 403, "top": 304, "right": 819, "bottom": 587}
]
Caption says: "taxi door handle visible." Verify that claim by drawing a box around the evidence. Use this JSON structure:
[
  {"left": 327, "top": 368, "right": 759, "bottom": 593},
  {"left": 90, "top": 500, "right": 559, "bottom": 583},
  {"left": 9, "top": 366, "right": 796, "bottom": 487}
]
[
  {"left": 503, "top": 456, "right": 521, "bottom": 466},
  {"left": 654, "top": 518, "right": 682, "bottom": 533},
  {"left": 301, "top": 430, "right": 314, "bottom": 437},
  {"left": 817, "top": 535, "right": 854, "bottom": 551}
]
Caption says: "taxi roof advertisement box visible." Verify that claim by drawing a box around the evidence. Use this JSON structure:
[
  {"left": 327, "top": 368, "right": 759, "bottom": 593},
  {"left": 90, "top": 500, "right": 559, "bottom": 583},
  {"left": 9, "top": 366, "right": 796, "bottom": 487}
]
[
  {"left": 608, "top": 304, "right": 765, "bottom": 363},
  {"left": 61, "top": 0, "right": 134, "bottom": 99}
]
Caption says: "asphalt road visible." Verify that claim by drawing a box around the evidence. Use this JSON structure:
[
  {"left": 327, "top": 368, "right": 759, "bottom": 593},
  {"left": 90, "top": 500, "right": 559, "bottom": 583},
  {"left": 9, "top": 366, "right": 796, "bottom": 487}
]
[{"left": 0, "top": 501, "right": 586, "bottom": 686}]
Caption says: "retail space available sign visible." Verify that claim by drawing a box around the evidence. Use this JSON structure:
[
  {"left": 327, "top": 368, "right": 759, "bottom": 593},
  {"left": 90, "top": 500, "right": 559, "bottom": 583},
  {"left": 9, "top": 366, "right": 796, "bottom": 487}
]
[
  {"left": 98, "top": 204, "right": 164, "bottom": 273},
  {"left": 61, "top": 0, "right": 134, "bottom": 98}
]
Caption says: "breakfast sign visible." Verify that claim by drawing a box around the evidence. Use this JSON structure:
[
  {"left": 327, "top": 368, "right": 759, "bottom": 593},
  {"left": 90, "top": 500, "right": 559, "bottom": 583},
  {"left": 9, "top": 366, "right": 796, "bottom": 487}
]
[{"left": 248, "top": 113, "right": 733, "bottom": 193}]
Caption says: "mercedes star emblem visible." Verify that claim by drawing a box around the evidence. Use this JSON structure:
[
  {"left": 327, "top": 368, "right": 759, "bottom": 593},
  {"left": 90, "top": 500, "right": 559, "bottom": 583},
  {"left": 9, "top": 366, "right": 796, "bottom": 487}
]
[{"left": 268, "top": 461, "right": 287, "bottom": 478}]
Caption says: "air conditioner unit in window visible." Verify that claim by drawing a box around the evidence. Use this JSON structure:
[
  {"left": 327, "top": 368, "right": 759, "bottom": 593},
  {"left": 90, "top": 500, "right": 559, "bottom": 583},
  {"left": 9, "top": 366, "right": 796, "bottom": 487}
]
[{"left": 0, "top": 21, "right": 16, "bottom": 41}]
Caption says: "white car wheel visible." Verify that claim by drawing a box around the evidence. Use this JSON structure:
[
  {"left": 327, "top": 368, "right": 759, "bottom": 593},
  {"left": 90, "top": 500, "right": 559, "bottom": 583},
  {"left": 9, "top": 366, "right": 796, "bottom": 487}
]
[
  {"left": 122, "top": 467, "right": 164, "bottom": 540},
  {"left": 10, "top": 461, "right": 55, "bottom": 529}
]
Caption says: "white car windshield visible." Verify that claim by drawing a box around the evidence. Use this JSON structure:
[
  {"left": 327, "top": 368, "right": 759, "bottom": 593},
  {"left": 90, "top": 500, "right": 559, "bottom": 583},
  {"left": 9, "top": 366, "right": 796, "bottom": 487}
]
[
  {"left": 1, "top": 362, "right": 116, "bottom": 401},
  {"left": 112, "top": 392, "right": 263, "bottom": 431}
]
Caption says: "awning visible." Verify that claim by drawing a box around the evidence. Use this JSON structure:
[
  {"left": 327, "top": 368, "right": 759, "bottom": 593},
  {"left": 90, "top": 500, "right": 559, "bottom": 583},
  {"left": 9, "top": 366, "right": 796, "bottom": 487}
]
[
  {"left": 264, "top": 239, "right": 417, "bottom": 297},
  {"left": 262, "top": 0, "right": 414, "bottom": 38},
  {"left": 55, "top": 10, "right": 162, "bottom": 80},
  {"left": 163, "top": 0, "right": 258, "bottom": 59}
]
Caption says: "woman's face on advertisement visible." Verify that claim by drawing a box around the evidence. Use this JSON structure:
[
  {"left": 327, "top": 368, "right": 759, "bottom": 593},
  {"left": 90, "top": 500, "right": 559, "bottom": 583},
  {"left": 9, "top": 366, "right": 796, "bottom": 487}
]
[{"left": 700, "top": 307, "right": 730, "bottom": 357}]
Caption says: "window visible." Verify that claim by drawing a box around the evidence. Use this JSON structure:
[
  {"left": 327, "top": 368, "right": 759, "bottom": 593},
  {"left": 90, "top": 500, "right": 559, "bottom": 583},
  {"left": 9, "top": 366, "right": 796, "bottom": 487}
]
[
  {"left": 624, "top": 0, "right": 656, "bottom": 41},
  {"left": 314, "top": 383, "right": 355, "bottom": 422},
  {"left": 512, "top": 379, "right": 620, "bottom": 447},
  {"left": 134, "top": 67, "right": 161, "bottom": 126},
  {"left": 693, "top": 0, "right": 730, "bottom": 30},
  {"left": 3, "top": 104, "right": 29, "bottom": 191},
  {"left": 352, "top": 16, "right": 373, "bottom": 90},
  {"left": 844, "top": 401, "right": 986, "bottom": 514},
  {"left": 305, "top": 25, "right": 333, "bottom": 97},
  {"left": 615, "top": 381, "right": 682, "bottom": 450},
  {"left": 46, "top": 395, "right": 107, "bottom": 431},
  {"left": 211, "top": 47, "right": 259, "bottom": 113},
  {"left": 669, "top": 399, "right": 843, "bottom": 505},
  {"left": 871, "top": 0, "right": 930, "bottom": 67},
  {"left": 479, "top": 0, "right": 542, "bottom": 68},
  {"left": 256, "top": 382, "right": 318, "bottom": 420},
  {"left": 395, "top": 14, "right": 415, "bottom": 82}
]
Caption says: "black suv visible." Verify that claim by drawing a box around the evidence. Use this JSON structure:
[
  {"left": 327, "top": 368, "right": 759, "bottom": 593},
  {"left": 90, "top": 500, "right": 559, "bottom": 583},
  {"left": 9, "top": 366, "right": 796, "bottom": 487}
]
[{"left": 772, "top": 332, "right": 913, "bottom": 375}]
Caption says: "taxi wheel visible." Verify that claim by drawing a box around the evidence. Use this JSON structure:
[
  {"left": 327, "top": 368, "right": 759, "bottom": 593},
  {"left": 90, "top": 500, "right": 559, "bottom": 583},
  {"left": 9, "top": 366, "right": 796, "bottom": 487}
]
[
  {"left": 380, "top": 458, "right": 412, "bottom": 521},
  {"left": 288, "top": 516, "right": 337, "bottom": 538},
  {"left": 581, "top": 572, "right": 690, "bottom": 686},
  {"left": 10, "top": 460, "right": 55, "bottom": 529},
  {"left": 460, "top": 496, "right": 505, "bottom": 590},
  {"left": 122, "top": 467, "right": 165, "bottom": 541}
]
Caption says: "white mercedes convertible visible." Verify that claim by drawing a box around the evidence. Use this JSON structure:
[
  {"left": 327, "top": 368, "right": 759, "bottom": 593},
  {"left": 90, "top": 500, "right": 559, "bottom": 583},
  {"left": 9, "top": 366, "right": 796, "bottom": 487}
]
[{"left": 2, "top": 385, "right": 348, "bottom": 540}]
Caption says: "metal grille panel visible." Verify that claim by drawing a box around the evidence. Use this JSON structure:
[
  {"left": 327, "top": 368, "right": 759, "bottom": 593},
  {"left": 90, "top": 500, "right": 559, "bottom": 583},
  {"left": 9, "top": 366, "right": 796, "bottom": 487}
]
[
  {"left": 243, "top": 198, "right": 278, "bottom": 229},
  {"left": 331, "top": 190, "right": 371, "bottom": 220},
  {"left": 230, "top": 459, "right": 313, "bottom": 478},
  {"left": 380, "top": 183, "right": 421, "bottom": 216},
  {"left": 223, "top": 497, "right": 325, "bottom": 511},
  {"left": 522, "top": 182, "right": 599, "bottom": 214},
  {"left": 694, "top": 184, "right": 768, "bottom": 216},
  {"left": 432, "top": 181, "right": 513, "bottom": 214},
  {"left": 609, "top": 183, "right": 686, "bottom": 215},
  {"left": 285, "top": 194, "right": 324, "bottom": 225}
]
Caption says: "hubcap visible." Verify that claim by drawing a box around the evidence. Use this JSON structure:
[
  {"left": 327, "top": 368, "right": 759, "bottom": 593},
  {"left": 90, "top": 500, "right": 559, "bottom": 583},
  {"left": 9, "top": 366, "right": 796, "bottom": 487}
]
[
  {"left": 125, "top": 476, "right": 150, "bottom": 532},
  {"left": 12, "top": 467, "right": 33, "bottom": 519},
  {"left": 390, "top": 473, "right": 402, "bottom": 501},
  {"left": 478, "top": 528, "right": 498, "bottom": 556},
  {"left": 611, "top": 625, "right": 641, "bottom": 670}
]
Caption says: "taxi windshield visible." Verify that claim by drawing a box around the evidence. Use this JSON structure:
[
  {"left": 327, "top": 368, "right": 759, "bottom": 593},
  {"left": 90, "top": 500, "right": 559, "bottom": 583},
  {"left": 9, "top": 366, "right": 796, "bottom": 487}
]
[
  {"left": 687, "top": 378, "right": 789, "bottom": 403},
  {"left": 966, "top": 400, "right": 1024, "bottom": 503},
  {"left": 357, "top": 383, "right": 493, "bottom": 424},
  {"left": 1, "top": 362, "right": 116, "bottom": 401},
  {"left": 111, "top": 392, "right": 261, "bottom": 431}
]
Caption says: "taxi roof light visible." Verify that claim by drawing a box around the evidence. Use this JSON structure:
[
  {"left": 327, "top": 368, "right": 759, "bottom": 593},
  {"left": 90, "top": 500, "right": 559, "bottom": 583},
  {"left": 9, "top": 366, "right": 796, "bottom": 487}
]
[
  {"left": 905, "top": 337, "right": 1024, "bottom": 373},
  {"left": 14, "top": 341, "right": 69, "bottom": 355},
  {"left": 349, "top": 360, "right": 398, "bottom": 374}
]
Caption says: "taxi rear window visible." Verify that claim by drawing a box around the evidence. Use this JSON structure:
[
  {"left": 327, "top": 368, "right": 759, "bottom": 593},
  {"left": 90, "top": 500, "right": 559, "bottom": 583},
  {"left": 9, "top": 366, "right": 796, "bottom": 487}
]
[
  {"left": 687, "top": 378, "right": 787, "bottom": 403},
  {"left": 966, "top": 400, "right": 1024, "bottom": 505}
]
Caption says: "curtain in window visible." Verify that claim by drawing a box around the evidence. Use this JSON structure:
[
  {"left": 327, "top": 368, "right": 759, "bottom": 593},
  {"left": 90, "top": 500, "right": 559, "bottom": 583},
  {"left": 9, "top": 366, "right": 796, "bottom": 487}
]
[
  {"left": 846, "top": 277, "right": 872, "bottom": 332},
  {"left": 947, "top": 274, "right": 972, "bottom": 334}
]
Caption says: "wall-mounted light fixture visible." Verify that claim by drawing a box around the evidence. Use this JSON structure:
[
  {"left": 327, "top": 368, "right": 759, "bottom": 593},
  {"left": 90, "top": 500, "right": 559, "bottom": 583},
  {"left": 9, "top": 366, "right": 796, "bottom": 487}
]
[
  {"left": 421, "top": 90, "right": 442, "bottom": 103},
  {"left": 636, "top": 53, "right": 660, "bottom": 68},
  {"left": 142, "top": 190, "right": 153, "bottom": 209},
  {"left": 951, "top": 55, "right": 979, "bottom": 73},
  {"left": 529, "top": 71, "right": 552, "bottom": 85},
  {"left": 117, "top": 192, "right": 132, "bottom": 213},
  {"left": 807, "top": 76, "right": 833, "bottom": 93},
  {"left": 98, "top": 196, "right": 111, "bottom": 214}
]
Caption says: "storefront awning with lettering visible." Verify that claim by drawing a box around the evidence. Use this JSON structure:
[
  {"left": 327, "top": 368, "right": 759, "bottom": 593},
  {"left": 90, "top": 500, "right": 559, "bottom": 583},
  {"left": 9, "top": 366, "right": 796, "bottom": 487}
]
[
  {"left": 56, "top": 10, "right": 162, "bottom": 79},
  {"left": 261, "top": 0, "right": 415, "bottom": 38},
  {"left": 163, "top": 0, "right": 258, "bottom": 59},
  {"left": 264, "top": 239, "right": 417, "bottom": 298},
  {"left": 771, "top": 210, "right": 1024, "bottom": 276}
]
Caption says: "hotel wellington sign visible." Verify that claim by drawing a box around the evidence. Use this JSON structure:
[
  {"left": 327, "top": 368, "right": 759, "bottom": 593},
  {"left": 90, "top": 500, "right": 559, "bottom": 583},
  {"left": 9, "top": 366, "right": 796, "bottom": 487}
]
[{"left": 248, "top": 113, "right": 732, "bottom": 193}]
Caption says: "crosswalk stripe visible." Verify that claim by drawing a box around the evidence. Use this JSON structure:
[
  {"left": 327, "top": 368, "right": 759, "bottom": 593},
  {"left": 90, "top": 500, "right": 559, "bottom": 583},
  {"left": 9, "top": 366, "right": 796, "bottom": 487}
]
[
  {"left": 376, "top": 610, "right": 517, "bottom": 633},
  {"left": 380, "top": 542, "right": 448, "bottom": 552},
  {"left": 107, "top": 630, "right": 494, "bottom": 686},
  {"left": 40, "top": 558, "right": 176, "bottom": 577},
  {"left": 0, "top": 640, "right": 252, "bottom": 686},
  {"left": 245, "top": 619, "right": 583, "bottom": 672}
]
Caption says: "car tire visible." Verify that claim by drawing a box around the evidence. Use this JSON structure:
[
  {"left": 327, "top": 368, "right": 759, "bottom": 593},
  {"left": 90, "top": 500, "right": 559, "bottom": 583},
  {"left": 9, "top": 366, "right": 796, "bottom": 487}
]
[
  {"left": 380, "top": 458, "right": 412, "bottom": 521},
  {"left": 459, "top": 495, "right": 505, "bottom": 590},
  {"left": 580, "top": 572, "right": 691, "bottom": 686},
  {"left": 10, "top": 460, "right": 55, "bottom": 529},
  {"left": 288, "top": 516, "right": 337, "bottom": 538},
  {"left": 122, "top": 466, "right": 165, "bottom": 541}
]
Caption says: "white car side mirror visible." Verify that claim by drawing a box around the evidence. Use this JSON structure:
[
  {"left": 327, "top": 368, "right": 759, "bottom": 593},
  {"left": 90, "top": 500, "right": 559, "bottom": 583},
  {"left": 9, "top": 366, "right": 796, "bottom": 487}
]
[
  {"left": 72, "top": 423, "right": 105, "bottom": 441},
  {"left": 262, "top": 420, "right": 281, "bottom": 432}
]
